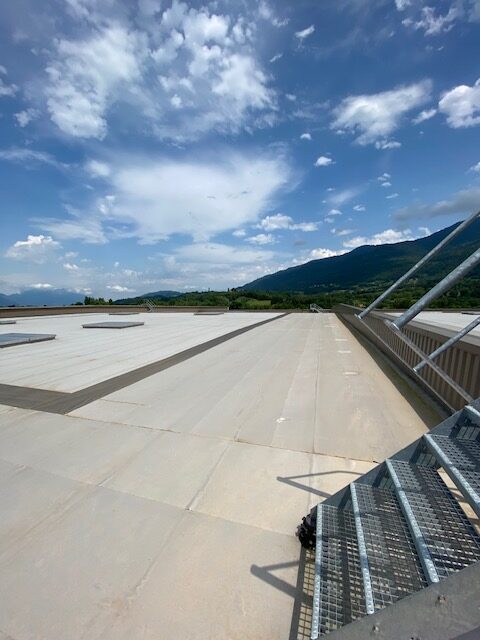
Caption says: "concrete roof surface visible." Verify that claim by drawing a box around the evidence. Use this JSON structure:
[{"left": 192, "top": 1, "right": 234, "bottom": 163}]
[{"left": 0, "top": 313, "right": 434, "bottom": 639}]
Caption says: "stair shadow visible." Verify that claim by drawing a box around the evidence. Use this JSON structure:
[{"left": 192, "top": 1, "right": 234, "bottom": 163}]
[
  {"left": 277, "top": 469, "right": 362, "bottom": 498},
  {"left": 250, "top": 546, "right": 315, "bottom": 640}
]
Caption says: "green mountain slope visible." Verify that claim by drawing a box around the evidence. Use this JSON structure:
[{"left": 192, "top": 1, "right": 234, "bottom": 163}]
[{"left": 242, "top": 220, "right": 480, "bottom": 295}]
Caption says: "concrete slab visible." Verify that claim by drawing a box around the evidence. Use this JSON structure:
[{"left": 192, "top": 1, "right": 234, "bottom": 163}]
[
  {"left": 0, "top": 486, "right": 183, "bottom": 640},
  {"left": 0, "top": 312, "right": 282, "bottom": 392},
  {"left": 103, "top": 431, "right": 228, "bottom": 508},
  {"left": 98, "top": 511, "right": 301, "bottom": 640}
]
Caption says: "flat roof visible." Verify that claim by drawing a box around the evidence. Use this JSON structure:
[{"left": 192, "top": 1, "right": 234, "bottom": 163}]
[
  {"left": 0, "top": 312, "right": 433, "bottom": 639},
  {"left": 387, "top": 311, "right": 480, "bottom": 344}
]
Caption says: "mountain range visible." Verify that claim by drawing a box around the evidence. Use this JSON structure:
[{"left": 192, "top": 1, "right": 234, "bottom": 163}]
[{"left": 241, "top": 219, "right": 480, "bottom": 293}]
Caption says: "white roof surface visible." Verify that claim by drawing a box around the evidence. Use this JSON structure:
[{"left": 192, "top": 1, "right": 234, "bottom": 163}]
[{"left": 0, "top": 312, "right": 432, "bottom": 639}]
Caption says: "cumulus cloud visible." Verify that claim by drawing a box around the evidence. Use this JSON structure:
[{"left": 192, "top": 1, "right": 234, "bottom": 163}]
[
  {"left": 5, "top": 235, "right": 60, "bottom": 263},
  {"left": 438, "top": 79, "right": 480, "bottom": 128},
  {"left": 470, "top": 161, "right": 480, "bottom": 173},
  {"left": 386, "top": 192, "right": 399, "bottom": 199},
  {"left": 395, "top": 0, "right": 411, "bottom": 9},
  {"left": 246, "top": 233, "right": 276, "bottom": 245},
  {"left": 309, "top": 247, "right": 347, "bottom": 259},
  {"left": 315, "top": 155, "right": 334, "bottom": 167},
  {"left": 332, "top": 81, "right": 432, "bottom": 146},
  {"left": 257, "top": 213, "right": 318, "bottom": 231},
  {"left": 300, "top": 132, "right": 312, "bottom": 140},
  {"left": 14, "top": 108, "right": 39, "bottom": 127},
  {"left": 42, "top": 3, "right": 276, "bottom": 141},
  {"left": 343, "top": 227, "right": 428, "bottom": 248},
  {"left": 353, "top": 204, "right": 366, "bottom": 211},
  {"left": 295, "top": 25, "right": 315, "bottom": 39},
  {"left": 393, "top": 186, "right": 480, "bottom": 220}
]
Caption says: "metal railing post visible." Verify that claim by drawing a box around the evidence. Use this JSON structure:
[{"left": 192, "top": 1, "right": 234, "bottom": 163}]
[
  {"left": 358, "top": 210, "right": 480, "bottom": 319},
  {"left": 391, "top": 247, "right": 480, "bottom": 330},
  {"left": 414, "top": 315, "right": 480, "bottom": 372}
]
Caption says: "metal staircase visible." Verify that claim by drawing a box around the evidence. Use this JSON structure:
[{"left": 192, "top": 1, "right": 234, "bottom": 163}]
[
  {"left": 144, "top": 298, "right": 156, "bottom": 312},
  {"left": 298, "top": 400, "right": 480, "bottom": 638}
]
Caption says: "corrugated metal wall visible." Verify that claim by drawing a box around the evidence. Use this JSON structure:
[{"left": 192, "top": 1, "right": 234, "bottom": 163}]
[{"left": 336, "top": 305, "right": 480, "bottom": 412}]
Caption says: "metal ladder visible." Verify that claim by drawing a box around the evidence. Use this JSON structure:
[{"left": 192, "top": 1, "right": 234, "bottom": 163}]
[
  {"left": 310, "top": 303, "right": 324, "bottom": 313},
  {"left": 298, "top": 400, "right": 480, "bottom": 637},
  {"left": 144, "top": 298, "right": 156, "bottom": 312}
]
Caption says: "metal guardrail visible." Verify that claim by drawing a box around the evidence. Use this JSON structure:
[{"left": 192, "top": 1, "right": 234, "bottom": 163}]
[{"left": 351, "top": 210, "right": 480, "bottom": 411}]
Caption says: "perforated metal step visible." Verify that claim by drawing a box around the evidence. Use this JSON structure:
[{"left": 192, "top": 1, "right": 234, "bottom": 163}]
[
  {"left": 312, "top": 505, "right": 366, "bottom": 638},
  {"left": 424, "top": 433, "right": 480, "bottom": 519},
  {"left": 386, "top": 460, "right": 480, "bottom": 581},
  {"left": 351, "top": 483, "right": 427, "bottom": 613}
]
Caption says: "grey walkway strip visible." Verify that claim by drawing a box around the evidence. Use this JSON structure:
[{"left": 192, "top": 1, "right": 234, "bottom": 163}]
[{"left": 0, "top": 313, "right": 288, "bottom": 415}]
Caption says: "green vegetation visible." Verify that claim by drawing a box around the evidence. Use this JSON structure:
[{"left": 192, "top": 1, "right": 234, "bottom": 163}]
[
  {"left": 114, "top": 278, "right": 480, "bottom": 310},
  {"left": 83, "top": 296, "right": 113, "bottom": 305}
]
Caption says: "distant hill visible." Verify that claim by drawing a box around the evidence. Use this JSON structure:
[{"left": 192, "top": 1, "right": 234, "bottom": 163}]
[
  {"left": 0, "top": 288, "right": 83, "bottom": 306},
  {"left": 242, "top": 220, "right": 480, "bottom": 294},
  {"left": 114, "top": 290, "right": 181, "bottom": 304}
]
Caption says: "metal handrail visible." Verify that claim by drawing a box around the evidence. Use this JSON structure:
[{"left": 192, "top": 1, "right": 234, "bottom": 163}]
[{"left": 359, "top": 209, "right": 480, "bottom": 319}]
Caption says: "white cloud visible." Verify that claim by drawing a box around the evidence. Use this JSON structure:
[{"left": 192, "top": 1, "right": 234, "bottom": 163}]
[
  {"left": 258, "top": 213, "right": 292, "bottom": 230},
  {"left": 343, "top": 227, "right": 428, "bottom": 248},
  {"left": 332, "top": 81, "right": 431, "bottom": 146},
  {"left": 46, "top": 26, "right": 144, "bottom": 139},
  {"left": 63, "top": 262, "right": 80, "bottom": 271},
  {"left": 375, "top": 139, "right": 402, "bottom": 150},
  {"left": 395, "top": 0, "right": 411, "bottom": 9},
  {"left": 402, "top": 6, "right": 460, "bottom": 36},
  {"left": 378, "top": 173, "right": 391, "bottom": 181},
  {"left": 315, "top": 155, "right": 334, "bottom": 167},
  {"left": 232, "top": 229, "right": 247, "bottom": 237},
  {"left": 380, "top": 181, "right": 392, "bottom": 188},
  {"left": 0, "top": 147, "right": 64, "bottom": 169},
  {"left": 14, "top": 108, "right": 39, "bottom": 127},
  {"left": 269, "top": 53, "right": 283, "bottom": 63},
  {"left": 332, "top": 228, "right": 354, "bottom": 236},
  {"left": 292, "top": 221, "right": 319, "bottom": 231},
  {"left": 246, "top": 233, "right": 276, "bottom": 245},
  {"left": 438, "top": 79, "right": 480, "bottom": 128},
  {"left": 328, "top": 208, "right": 342, "bottom": 216},
  {"left": 470, "top": 161, "right": 480, "bottom": 173},
  {"left": 353, "top": 204, "right": 366, "bottom": 211},
  {"left": 394, "top": 186, "right": 480, "bottom": 220},
  {"left": 85, "top": 159, "right": 111, "bottom": 177},
  {"left": 328, "top": 187, "right": 362, "bottom": 207},
  {"left": 36, "top": 212, "right": 108, "bottom": 244},
  {"left": 300, "top": 132, "right": 312, "bottom": 140},
  {"left": 40, "top": 152, "right": 290, "bottom": 244},
  {"left": 0, "top": 65, "right": 17, "bottom": 97},
  {"left": 309, "top": 248, "right": 347, "bottom": 259},
  {"left": 107, "top": 284, "right": 134, "bottom": 292},
  {"left": 295, "top": 25, "right": 315, "bottom": 40},
  {"left": 386, "top": 192, "right": 399, "bottom": 199},
  {"left": 42, "top": 4, "right": 276, "bottom": 141},
  {"left": 31, "top": 283, "right": 54, "bottom": 289},
  {"left": 5, "top": 235, "right": 60, "bottom": 263},
  {"left": 258, "top": 2, "right": 289, "bottom": 27},
  {"left": 286, "top": 93, "right": 296, "bottom": 102},
  {"left": 412, "top": 108, "right": 437, "bottom": 124}
]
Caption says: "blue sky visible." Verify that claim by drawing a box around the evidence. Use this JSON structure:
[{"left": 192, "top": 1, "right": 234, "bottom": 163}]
[{"left": 0, "top": 0, "right": 479, "bottom": 297}]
